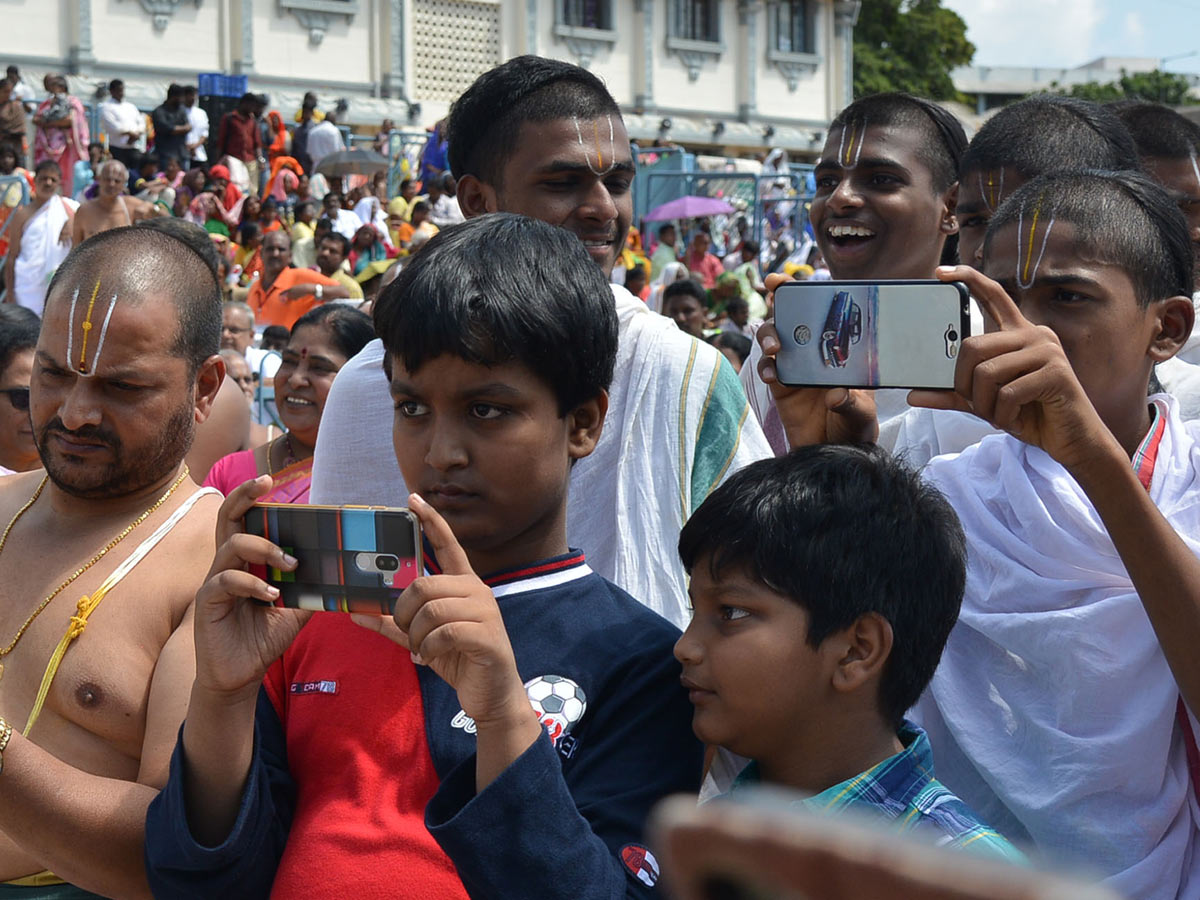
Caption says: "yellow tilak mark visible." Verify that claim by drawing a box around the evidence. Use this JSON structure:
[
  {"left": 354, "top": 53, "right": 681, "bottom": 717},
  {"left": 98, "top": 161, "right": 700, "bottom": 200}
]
[
  {"left": 987, "top": 171, "right": 996, "bottom": 208},
  {"left": 844, "top": 124, "right": 857, "bottom": 165},
  {"left": 593, "top": 119, "right": 603, "bottom": 170},
  {"left": 1022, "top": 200, "right": 1042, "bottom": 284},
  {"left": 77, "top": 280, "right": 101, "bottom": 372}
]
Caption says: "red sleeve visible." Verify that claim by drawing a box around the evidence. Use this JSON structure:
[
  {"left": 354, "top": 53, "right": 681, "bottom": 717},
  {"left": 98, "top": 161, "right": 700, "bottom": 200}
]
[{"left": 216, "top": 114, "right": 229, "bottom": 155}]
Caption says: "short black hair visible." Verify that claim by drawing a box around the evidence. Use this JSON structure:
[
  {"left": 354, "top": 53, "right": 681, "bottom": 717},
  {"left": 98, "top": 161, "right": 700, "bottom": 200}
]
[
  {"left": 709, "top": 331, "right": 752, "bottom": 366},
  {"left": 663, "top": 278, "right": 706, "bottom": 308},
  {"left": 167, "top": 83, "right": 183, "bottom": 100},
  {"left": 962, "top": 95, "right": 1139, "bottom": 180},
  {"left": 0, "top": 304, "right": 40, "bottom": 376},
  {"left": 374, "top": 214, "right": 618, "bottom": 415},
  {"left": 182, "top": 84, "right": 196, "bottom": 96},
  {"left": 319, "top": 231, "right": 351, "bottom": 257},
  {"left": 34, "top": 159, "right": 60, "bottom": 177},
  {"left": 46, "top": 226, "right": 221, "bottom": 376},
  {"left": 291, "top": 303, "right": 374, "bottom": 360},
  {"left": 410, "top": 200, "right": 430, "bottom": 215},
  {"left": 829, "top": 93, "right": 967, "bottom": 194},
  {"left": 108, "top": 78, "right": 123, "bottom": 92},
  {"left": 446, "top": 55, "right": 621, "bottom": 186},
  {"left": 678, "top": 445, "right": 967, "bottom": 729},
  {"left": 238, "top": 222, "right": 261, "bottom": 244},
  {"left": 658, "top": 223, "right": 676, "bottom": 238},
  {"left": 724, "top": 295, "right": 749, "bottom": 312},
  {"left": 134, "top": 216, "right": 222, "bottom": 282},
  {"left": 261, "top": 324, "right": 290, "bottom": 348},
  {"left": 0, "top": 142, "right": 19, "bottom": 162},
  {"left": 624, "top": 265, "right": 647, "bottom": 284},
  {"left": 741, "top": 239, "right": 760, "bottom": 255},
  {"left": 984, "top": 169, "right": 1193, "bottom": 308},
  {"left": 1112, "top": 101, "right": 1200, "bottom": 161}
]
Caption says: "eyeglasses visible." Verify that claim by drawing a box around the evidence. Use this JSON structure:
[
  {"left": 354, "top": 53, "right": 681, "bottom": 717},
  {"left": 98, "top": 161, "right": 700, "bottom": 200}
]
[{"left": 0, "top": 388, "right": 29, "bottom": 411}]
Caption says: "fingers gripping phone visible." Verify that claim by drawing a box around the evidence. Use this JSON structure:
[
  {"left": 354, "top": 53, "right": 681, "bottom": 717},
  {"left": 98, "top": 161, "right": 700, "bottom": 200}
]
[
  {"left": 244, "top": 503, "right": 421, "bottom": 615},
  {"left": 774, "top": 280, "right": 970, "bottom": 390}
]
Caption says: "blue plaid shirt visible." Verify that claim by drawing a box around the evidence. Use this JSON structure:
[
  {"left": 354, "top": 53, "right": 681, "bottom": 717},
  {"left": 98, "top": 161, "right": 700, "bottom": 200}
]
[{"left": 731, "top": 720, "right": 1024, "bottom": 861}]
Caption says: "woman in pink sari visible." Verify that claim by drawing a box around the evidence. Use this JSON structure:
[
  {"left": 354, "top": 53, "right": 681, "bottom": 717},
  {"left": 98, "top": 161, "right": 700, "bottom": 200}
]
[
  {"left": 32, "top": 74, "right": 88, "bottom": 197},
  {"left": 204, "top": 303, "right": 374, "bottom": 503}
]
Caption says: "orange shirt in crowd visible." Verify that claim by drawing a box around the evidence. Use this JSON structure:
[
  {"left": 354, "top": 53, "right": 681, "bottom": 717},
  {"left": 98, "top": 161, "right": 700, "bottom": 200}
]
[{"left": 247, "top": 267, "right": 339, "bottom": 329}]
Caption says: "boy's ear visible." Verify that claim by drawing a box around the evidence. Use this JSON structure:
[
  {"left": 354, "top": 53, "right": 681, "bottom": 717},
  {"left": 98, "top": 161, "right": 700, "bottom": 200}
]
[
  {"left": 828, "top": 612, "right": 893, "bottom": 696},
  {"left": 455, "top": 174, "right": 498, "bottom": 219},
  {"left": 567, "top": 391, "right": 609, "bottom": 462},
  {"left": 939, "top": 181, "right": 960, "bottom": 235},
  {"left": 1147, "top": 295, "right": 1195, "bottom": 364}
]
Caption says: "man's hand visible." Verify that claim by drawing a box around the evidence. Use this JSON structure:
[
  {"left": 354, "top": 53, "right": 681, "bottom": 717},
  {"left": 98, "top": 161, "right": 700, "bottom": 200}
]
[
  {"left": 909, "top": 266, "right": 1116, "bottom": 472},
  {"left": 281, "top": 284, "right": 316, "bottom": 302},
  {"left": 756, "top": 273, "right": 878, "bottom": 447},
  {"left": 192, "top": 476, "right": 311, "bottom": 704}
]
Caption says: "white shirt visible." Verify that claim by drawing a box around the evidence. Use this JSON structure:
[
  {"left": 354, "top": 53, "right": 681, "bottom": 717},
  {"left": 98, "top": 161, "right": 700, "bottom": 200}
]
[
  {"left": 428, "top": 194, "right": 464, "bottom": 229},
  {"left": 331, "top": 208, "right": 364, "bottom": 241},
  {"left": 99, "top": 98, "right": 144, "bottom": 149},
  {"left": 306, "top": 121, "right": 344, "bottom": 172},
  {"left": 186, "top": 104, "right": 209, "bottom": 162}
]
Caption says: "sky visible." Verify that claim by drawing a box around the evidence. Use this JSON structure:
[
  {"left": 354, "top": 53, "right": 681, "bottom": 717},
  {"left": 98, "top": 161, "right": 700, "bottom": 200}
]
[{"left": 941, "top": 0, "right": 1200, "bottom": 73}]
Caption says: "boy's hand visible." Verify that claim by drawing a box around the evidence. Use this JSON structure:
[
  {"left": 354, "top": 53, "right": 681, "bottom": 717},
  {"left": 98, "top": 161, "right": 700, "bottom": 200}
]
[
  {"left": 756, "top": 273, "right": 878, "bottom": 447},
  {"left": 192, "top": 476, "right": 312, "bottom": 703},
  {"left": 909, "top": 266, "right": 1118, "bottom": 472},
  {"left": 353, "top": 494, "right": 537, "bottom": 733}
]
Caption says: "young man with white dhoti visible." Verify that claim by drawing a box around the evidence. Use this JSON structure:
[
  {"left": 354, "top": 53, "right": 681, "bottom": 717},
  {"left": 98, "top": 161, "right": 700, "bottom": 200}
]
[
  {"left": 775, "top": 169, "right": 1200, "bottom": 897},
  {"left": 3, "top": 161, "right": 76, "bottom": 315},
  {"left": 310, "top": 57, "right": 770, "bottom": 628}
]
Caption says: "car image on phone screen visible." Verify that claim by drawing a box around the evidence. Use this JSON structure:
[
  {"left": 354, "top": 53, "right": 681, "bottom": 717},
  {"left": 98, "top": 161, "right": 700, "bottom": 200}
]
[{"left": 774, "top": 280, "right": 970, "bottom": 390}]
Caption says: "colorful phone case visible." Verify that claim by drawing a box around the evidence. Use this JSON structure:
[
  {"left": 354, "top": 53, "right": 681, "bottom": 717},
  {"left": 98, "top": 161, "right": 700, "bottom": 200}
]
[{"left": 244, "top": 503, "right": 421, "bottom": 615}]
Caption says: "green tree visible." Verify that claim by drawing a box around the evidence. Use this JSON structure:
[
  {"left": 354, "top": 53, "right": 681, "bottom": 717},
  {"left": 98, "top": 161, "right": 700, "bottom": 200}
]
[
  {"left": 853, "top": 0, "right": 975, "bottom": 100},
  {"left": 1049, "top": 69, "right": 1194, "bottom": 105}
]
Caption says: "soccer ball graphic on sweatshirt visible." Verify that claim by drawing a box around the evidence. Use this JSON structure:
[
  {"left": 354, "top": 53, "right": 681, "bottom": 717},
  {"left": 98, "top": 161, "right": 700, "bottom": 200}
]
[{"left": 525, "top": 674, "right": 587, "bottom": 744}]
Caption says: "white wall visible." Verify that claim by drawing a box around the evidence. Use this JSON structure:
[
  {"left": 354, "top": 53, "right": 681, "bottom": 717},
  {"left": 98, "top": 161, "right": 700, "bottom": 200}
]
[
  {"left": 92, "top": 0, "right": 222, "bottom": 74},
  {"left": 252, "top": 4, "right": 372, "bottom": 85},
  {"left": 3, "top": 0, "right": 67, "bottom": 62}
]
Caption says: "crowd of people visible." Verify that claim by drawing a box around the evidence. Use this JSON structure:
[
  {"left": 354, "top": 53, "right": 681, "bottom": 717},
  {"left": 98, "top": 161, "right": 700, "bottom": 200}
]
[{"left": 0, "top": 50, "right": 1197, "bottom": 900}]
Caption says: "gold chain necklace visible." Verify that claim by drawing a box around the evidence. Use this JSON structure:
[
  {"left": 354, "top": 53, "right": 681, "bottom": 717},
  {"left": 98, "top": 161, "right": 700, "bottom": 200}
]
[{"left": 0, "top": 466, "right": 191, "bottom": 682}]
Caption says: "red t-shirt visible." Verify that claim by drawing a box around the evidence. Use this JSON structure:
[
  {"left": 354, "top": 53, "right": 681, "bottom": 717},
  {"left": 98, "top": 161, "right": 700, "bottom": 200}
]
[{"left": 263, "top": 615, "right": 468, "bottom": 899}]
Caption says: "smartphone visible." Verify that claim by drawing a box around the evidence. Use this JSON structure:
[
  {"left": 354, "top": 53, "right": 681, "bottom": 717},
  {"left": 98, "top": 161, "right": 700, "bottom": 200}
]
[
  {"left": 774, "top": 280, "right": 970, "bottom": 389},
  {"left": 243, "top": 503, "right": 421, "bottom": 615}
]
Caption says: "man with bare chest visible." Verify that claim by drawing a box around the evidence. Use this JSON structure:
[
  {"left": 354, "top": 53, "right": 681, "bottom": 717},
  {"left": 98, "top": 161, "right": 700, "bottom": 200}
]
[
  {"left": 0, "top": 225, "right": 223, "bottom": 898},
  {"left": 71, "top": 160, "right": 161, "bottom": 246}
]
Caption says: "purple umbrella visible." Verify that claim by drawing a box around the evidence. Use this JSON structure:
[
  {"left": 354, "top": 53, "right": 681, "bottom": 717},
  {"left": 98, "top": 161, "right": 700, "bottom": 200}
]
[{"left": 643, "top": 195, "right": 736, "bottom": 221}]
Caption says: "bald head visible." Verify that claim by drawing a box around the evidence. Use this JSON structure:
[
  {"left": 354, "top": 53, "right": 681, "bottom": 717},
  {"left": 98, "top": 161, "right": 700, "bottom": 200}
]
[{"left": 46, "top": 226, "right": 221, "bottom": 376}]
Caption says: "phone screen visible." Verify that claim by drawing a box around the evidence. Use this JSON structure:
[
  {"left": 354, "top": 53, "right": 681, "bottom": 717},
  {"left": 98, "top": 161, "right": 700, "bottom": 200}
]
[
  {"left": 244, "top": 503, "right": 421, "bottom": 615},
  {"left": 773, "top": 280, "right": 970, "bottom": 390}
]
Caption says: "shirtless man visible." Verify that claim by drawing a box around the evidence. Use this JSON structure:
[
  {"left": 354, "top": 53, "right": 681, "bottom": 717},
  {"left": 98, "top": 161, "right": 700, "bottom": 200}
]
[
  {"left": 0, "top": 224, "right": 223, "bottom": 898},
  {"left": 71, "top": 159, "right": 162, "bottom": 245}
]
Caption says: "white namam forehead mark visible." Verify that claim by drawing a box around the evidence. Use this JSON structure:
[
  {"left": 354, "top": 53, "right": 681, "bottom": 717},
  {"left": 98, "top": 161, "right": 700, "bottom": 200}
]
[
  {"left": 979, "top": 169, "right": 1006, "bottom": 213},
  {"left": 573, "top": 115, "right": 617, "bottom": 177},
  {"left": 65, "top": 280, "right": 119, "bottom": 376},
  {"left": 835, "top": 117, "right": 868, "bottom": 169},
  {"left": 1015, "top": 193, "right": 1056, "bottom": 291},
  {"left": 1190, "top": 149, "right": 1200, "bottom": 194}
]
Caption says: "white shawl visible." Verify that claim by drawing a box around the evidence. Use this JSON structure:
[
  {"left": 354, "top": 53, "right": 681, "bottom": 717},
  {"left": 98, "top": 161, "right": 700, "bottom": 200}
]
[
  {"left": 915, "top": 395, "right": 1200, "bottom": 899},
  {"left": 310, "top": 285, "right": 771, "bottom": 627},
  {"left": 13, "top": 195, "right": 75, "bottom": 315}
]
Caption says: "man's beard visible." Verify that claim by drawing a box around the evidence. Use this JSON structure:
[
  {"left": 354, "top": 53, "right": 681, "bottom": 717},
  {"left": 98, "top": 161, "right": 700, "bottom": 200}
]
[{"left": 35, "top": 401, "right": 196, "bottom": 500}]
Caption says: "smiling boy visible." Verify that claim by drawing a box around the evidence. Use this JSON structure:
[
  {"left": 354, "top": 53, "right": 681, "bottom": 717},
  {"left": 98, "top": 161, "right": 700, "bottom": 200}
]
[
  {"left": 144, "top": 214, "right": 702, "bottom": 899},
  {"left": 674, "top": 445, "right": 1020, "bottom": 859},
  {"left": 904, "top": 171, "right": 1200, "bottom": 897}
]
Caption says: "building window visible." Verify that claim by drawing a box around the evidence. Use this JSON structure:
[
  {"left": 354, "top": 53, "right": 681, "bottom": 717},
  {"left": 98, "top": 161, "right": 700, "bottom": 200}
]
[
  {"left": 562, "top": 0, "right": 611, "bottom": 30},
  {"left": 672, "top": 0, "right": 720, "bottom": 44},
  {"left": 774, "top": 0, "right": 812, "bottom": 54}
]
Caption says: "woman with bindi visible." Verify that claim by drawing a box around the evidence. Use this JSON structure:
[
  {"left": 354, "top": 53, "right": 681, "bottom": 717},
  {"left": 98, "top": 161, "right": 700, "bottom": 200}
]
[{"left": 204, "top": 304, "right": 374, "bottom": 503}]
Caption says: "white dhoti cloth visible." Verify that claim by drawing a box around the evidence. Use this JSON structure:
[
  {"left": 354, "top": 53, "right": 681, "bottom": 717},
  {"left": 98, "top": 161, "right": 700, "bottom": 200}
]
[
  {"left": 13, "top": 196, "right": 76, "bottom": 315},
  {"left": 310, "top": 284, "right": 772, "bottom": 627},
  {"left": 915, "top": 395, "right": 1200, "bottom": 899}
]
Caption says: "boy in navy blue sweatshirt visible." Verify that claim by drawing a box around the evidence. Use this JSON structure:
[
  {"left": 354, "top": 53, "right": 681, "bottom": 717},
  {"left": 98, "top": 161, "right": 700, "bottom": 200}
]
[{"left": 144, "top": 214, "right": 702, "bottom": 898}]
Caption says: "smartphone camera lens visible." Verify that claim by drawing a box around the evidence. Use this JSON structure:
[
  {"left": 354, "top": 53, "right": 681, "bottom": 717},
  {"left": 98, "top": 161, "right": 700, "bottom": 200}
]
[
  {"left": 947, "top": 329, "right": 958, "bottom": 342},
  {"left": 376, "top": 555, "right": 399, "bottom": 571}
]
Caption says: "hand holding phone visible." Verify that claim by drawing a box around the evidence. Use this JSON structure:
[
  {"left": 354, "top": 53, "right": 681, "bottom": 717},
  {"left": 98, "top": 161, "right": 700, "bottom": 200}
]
[{"left": 193, "top": 476, "right": 312, "bottom": 702}]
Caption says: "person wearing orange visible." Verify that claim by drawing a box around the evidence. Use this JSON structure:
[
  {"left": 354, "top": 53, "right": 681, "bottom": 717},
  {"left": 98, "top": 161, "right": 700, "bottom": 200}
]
[{"left": 246, "top": 230, "right": 350, "bottom": 329}]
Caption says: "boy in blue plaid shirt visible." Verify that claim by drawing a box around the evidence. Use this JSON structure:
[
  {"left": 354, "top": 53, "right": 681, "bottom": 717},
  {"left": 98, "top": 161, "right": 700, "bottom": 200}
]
[{"left": 674, "top": 445, "right": 1022, "bottom": 860}]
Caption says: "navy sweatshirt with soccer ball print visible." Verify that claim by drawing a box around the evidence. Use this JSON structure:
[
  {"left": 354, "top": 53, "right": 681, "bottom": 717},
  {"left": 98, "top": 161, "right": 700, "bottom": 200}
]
[{"left": 145, "top": 550, "right": 702, "bottom": 899}]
